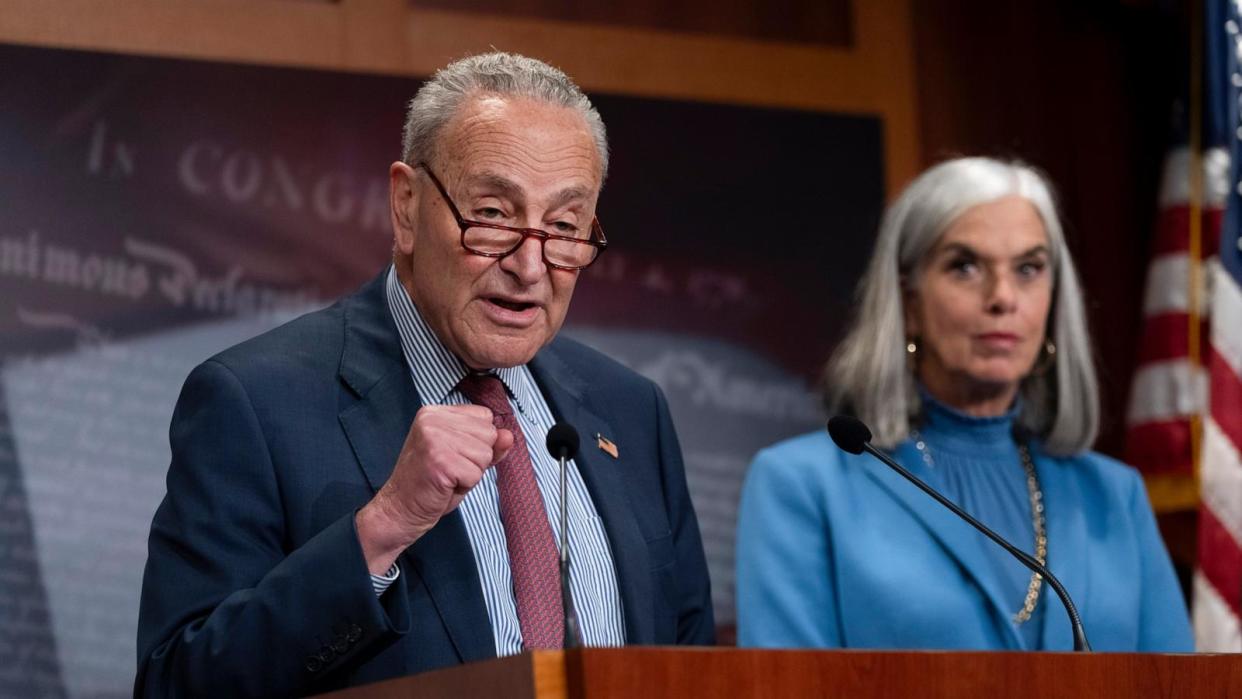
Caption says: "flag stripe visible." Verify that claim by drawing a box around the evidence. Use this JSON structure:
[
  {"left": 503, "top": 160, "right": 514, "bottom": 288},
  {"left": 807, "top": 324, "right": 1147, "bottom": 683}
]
[
  {"left": 1126, "top": 359, "right": 1208, "bottom": 424},
  {"left": 1210, "top": 258, "right": 1242, "bottom": 378},
  {"left": 1124, "top": 419, "right": 1194, "bottom": 476},
  {"left": 1196, "top": 505, "right": 1242, "bottom": 620},
  {"left": 1136, "top": 312, "right": 1211, "bottom": 365},
  {"left": 1152, "top": 207, "right": 1225, "bottom": 257},
  {"left": 1142, "top": 253, "right": 1212, "bottom": 316},
  {"left": 1210, "top": 348, "right": 1242, "bottom": 457},
  {"left": 1202, "top": 416, "right": 1242, "bottom": 549},
  {"left": 1156, "top": 145, "right": 1232, "bottom": 208},
  {"left": 1193, "top": 571, "right": 1242, "bottom": 651}
]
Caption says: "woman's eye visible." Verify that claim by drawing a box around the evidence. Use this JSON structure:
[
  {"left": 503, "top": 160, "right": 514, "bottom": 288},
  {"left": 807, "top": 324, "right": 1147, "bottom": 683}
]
[
  {"left": 948, "top": 258, "right": 978, "bottom": 276},
  {"left": 1018, "top": 260, "right": 1047, "bottom": 277}
]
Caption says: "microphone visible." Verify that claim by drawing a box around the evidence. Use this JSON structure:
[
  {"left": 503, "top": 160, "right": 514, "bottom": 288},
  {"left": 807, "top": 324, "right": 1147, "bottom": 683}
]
[
  {"left": 827, "top": 415, "right": 1091, "bottom": 652},
  {"left": 545, "top": 423, "right": 581, "bottom": 649}
]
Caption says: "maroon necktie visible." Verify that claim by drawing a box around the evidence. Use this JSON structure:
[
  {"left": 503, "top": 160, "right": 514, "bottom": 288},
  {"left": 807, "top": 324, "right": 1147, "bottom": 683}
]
[{"left": 457, "top": 373, "right": 563, "bottom": 650}]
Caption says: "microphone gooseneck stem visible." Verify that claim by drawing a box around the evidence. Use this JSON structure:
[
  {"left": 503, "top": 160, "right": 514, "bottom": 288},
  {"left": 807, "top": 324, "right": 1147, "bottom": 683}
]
[
  {"left": 558, "top": 454, "right": 580, "bottom": 649},
  {"left": 862, "top": 442, "right": 1091, "bottom": 652}
]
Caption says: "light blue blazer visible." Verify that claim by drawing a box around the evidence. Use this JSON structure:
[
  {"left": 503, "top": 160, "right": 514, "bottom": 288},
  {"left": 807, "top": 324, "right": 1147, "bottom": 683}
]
[{"left": 735, "top": 431, "right": 1193, "bottom": 651}]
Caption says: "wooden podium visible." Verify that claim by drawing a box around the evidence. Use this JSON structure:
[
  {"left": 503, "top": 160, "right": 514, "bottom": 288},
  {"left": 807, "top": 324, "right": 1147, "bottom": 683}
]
[{"left": 321, "top": 647, "right": 1241, "bottom": 698}]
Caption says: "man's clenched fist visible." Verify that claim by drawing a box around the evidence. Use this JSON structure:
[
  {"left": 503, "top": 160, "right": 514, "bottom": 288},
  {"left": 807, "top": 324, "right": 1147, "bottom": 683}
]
[{"left": 355, "top": 404, "right": 515, "bottom": 574}]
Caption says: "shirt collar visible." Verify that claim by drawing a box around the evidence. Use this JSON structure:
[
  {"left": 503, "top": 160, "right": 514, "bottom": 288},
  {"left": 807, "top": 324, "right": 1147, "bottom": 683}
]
[{"left": 384, "top": 265, "right": 531, "bottom": 412}]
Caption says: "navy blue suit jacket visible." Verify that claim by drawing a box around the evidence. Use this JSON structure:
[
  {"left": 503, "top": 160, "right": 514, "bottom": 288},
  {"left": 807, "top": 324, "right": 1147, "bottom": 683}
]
[{"left": 136, "top": 271, "right": 714, "bottom": 697}]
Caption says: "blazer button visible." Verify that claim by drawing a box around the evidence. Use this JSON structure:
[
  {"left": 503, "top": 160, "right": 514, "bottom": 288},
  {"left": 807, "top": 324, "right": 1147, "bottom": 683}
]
[
  {"left": 333, "top": 637, "right": 350, "bottom": 654},
  {"left": 347, "top": 624, "right": 362, "bottom": 642},
  {"left": 305, "top": 656, "right": 323, "bottom": 673},
  {"left": 318, "top": 645, "right": 337, "bottom": 663}
]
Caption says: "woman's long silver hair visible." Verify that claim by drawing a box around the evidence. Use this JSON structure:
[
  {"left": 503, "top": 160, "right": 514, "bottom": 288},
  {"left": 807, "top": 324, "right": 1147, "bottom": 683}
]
[{"left": 824, "top": 156, "right": 1099, "bottom": 455}]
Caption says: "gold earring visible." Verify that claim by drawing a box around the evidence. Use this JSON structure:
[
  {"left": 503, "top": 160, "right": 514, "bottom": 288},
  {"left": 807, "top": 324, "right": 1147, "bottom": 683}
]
[{"left": 1033, "top": 338, "right": 1057, "bottom": 374}]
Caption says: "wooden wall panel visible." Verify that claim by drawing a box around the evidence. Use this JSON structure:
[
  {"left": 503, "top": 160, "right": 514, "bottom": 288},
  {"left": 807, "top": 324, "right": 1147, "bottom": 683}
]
[
  {"left": 0, "top": 0, "right": 920, "bottom": 196},
  {"left": 407, "top": 0, "right": 853, "bottom": 47}
]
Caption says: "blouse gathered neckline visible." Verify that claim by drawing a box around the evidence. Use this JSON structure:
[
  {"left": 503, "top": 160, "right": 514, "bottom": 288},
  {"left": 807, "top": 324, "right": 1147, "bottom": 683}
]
[{"left": 914, "top": 386, "right": 1024, "bottom": 456}]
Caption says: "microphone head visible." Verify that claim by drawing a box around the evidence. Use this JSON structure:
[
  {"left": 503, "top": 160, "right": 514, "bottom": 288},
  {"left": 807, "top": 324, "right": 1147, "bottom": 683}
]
[
  {"left": 545, "top": 423, "right": 580, "bottom": 460},
  {"left": 827, "top": 415, "right": 872, "bottom": 455}
]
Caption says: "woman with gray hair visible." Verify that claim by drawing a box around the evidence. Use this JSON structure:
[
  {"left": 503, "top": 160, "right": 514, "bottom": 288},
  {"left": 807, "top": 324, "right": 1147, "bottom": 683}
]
[{"left": 735, "top": 157, "right": 1192, "bottom": 651}]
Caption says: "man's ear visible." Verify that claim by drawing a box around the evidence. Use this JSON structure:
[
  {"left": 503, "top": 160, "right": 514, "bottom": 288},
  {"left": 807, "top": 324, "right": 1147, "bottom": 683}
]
[{"left": 390, "top": 162, "right": 419, "bottom": 256}]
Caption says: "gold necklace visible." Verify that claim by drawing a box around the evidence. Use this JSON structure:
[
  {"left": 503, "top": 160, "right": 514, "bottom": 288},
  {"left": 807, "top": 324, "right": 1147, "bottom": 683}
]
[{"left": 910, "top": 432, "right": 1046, "bottom": 624}]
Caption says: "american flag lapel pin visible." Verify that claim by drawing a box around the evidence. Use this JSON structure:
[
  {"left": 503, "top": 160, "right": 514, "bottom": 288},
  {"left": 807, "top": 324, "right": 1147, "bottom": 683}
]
[{"left": 596, "top": 433, "right": 619, "bottom": 459}]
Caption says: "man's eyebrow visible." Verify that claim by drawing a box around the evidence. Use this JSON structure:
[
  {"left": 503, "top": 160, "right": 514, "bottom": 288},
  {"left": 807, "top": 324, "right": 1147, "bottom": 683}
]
[
  {"left": 464, "top": 172, "right": 523, "bottom": 199},
  {"left": 464, "top": 172, "right": 593, "bottom": 210},
  {"left": 548, "top": 186, "right": 593, "bottom": 210}
]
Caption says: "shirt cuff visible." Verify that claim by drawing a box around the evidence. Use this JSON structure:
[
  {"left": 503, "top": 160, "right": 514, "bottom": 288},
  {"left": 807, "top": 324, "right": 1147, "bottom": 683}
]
[{"left": 370, "top": 562, "right": 400, "bottom": 597}]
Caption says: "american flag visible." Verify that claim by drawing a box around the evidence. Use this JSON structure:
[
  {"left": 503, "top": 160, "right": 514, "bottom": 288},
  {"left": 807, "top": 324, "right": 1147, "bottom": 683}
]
[{"left": 1126, "top": 0, "right": 1242, "bottom": 652}]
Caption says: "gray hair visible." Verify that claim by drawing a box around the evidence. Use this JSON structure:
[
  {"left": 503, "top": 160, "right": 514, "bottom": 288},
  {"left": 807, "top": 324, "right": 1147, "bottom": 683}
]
[
  {"left": 824, "top": 156, "right": 1099, "bottom": 455},
  {"left": 401, "top": 51, "right": 608, "bottom": 179}
]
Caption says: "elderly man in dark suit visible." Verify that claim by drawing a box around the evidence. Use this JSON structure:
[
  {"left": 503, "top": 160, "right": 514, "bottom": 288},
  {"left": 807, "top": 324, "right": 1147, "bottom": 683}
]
[{"left": 136, "top": 51, "right": 714, "bottom": 697}]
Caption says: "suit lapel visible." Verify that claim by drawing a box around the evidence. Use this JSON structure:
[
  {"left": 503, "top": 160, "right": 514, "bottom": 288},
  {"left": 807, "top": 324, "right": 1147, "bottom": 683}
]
[
  {"left": 529, "top": 345, "right": 654, "bottom": 644},
  {"left": 859, "top": 441, "right": 1023, "bottom": 649},
  {"left": 338, "top": 362, "right": 420, "bottom": 494},
  {"left": 1035, "top": 453, "right": 1089, "bottom": 650},
  {"left": 403, "top": 515, "right": 497, "bottom": 662},
  {"left": 336, "top": 272, "right": 494, "bottom": 663}
]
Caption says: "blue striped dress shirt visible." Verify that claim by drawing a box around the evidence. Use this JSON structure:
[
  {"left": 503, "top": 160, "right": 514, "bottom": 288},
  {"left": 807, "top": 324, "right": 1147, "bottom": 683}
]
[{"left": 379, "top": 265, "right": 626, "bottom": 654}]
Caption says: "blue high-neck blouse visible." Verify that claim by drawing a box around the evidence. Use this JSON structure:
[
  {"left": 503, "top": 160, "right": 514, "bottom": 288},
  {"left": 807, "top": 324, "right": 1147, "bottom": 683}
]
[
  {"left": 736, "top": 395, "right": 1194, "bottom": 651},
  {"left": 914, "top": 392, "right": 1046, "bottom": 648}
]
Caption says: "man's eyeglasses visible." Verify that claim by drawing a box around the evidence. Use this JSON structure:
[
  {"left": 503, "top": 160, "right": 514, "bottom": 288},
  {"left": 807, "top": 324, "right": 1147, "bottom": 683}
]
[{"left": 416, "top": 163, "right": 608, "bottom": 271}]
